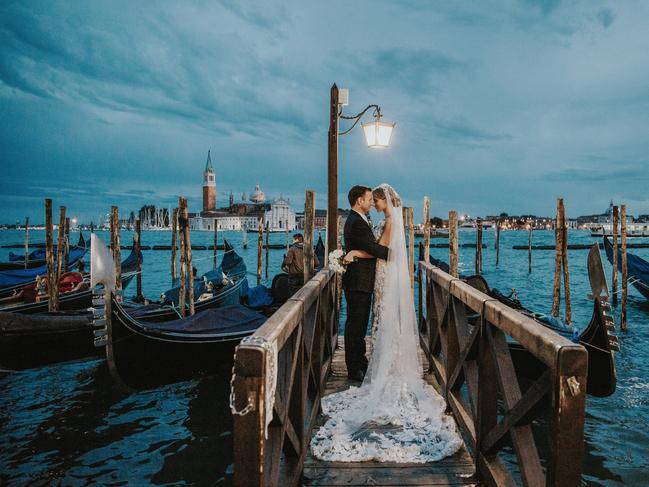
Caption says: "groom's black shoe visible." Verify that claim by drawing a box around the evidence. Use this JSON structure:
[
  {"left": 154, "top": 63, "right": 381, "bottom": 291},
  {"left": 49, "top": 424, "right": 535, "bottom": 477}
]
[{"left": 348, "top": 369, "right": 365, "bottom": 382}]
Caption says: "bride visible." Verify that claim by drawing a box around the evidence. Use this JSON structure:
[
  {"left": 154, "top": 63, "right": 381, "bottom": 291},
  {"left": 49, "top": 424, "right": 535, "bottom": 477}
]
[{"left": 310, "top": 183, "right": 463, "bottom": 463}]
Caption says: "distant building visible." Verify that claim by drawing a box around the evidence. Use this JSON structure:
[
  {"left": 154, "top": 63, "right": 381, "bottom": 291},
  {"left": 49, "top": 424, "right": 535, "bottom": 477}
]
[{"left": 202, "top": 150, "right": 216, "bottom": 212}]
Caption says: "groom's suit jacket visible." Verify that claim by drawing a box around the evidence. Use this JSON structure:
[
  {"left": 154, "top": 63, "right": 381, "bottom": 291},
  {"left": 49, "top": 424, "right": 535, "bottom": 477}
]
[{"left": 343, "top": 210, "right": 389, "bottom": 293}]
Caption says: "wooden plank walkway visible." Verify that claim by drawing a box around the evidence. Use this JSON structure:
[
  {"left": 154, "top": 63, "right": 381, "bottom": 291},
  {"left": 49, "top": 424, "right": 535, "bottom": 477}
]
[{"left": 303, "top": 338, "right": 477, "bottom": 487}]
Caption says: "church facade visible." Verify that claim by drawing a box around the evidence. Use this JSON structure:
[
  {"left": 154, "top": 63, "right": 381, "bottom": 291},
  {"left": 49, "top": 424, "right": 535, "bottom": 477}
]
[{"left": 189, "top": 151, "right": 296, "bottom": 232}]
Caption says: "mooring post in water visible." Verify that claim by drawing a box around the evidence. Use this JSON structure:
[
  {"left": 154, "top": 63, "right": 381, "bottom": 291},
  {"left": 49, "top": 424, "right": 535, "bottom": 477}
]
[
  {"left": 528, "top": 224, "right": 533, "bottom": 274},
  {"left": 265, "top": 221, "right": 270, "bottom": 280},
  {"left": 286, "top": 224, "right": 290, "bottom": 253},
  {"left": 178, "top": 205, "right": 187, "bottom": 317},
  {"left": 423, "top": 197, "right": 430, "bottom": 264},
  {"left": 406, "top": 207, "right": 414, "bottom": 289},
  {"left": 561, "top": 200, "right": 571, "bottom": 323},
  {"left": 24, "top": 217, "right": 29, "bottom": 269},
  {"left": 449, "top": 210, "right": 458, "bottom": 278},
  {"left": 90, "top": 222, "right": 94, "bottom": 234},
  {"left": 56, "top": 206, "right": 66, "bottom": 284},
  {"left": 45, "top": 199, "right": 57, "bottom": 312},
  {"left": 495, "top": 220, "right": 501, "bottom": 265},
  {"left": 171, "top": 207, "right": 178, "bottom": 284},
  {"left": 475, "top": 218, "right": 483, "bottom": 275},
  {"left": 621, "top": 204, "right": 628, "bottom": 331},
  {"left": 612, "top": 205, "right": 619, "bottom": 306},
  {"left": 135, "top": 218, "right": 142, "bottom": 301},
  {"left": 179, "top": 197, "right": 194, "bottom": 316},
  {"left": 551, "top": 199, "right": 563, "bottom": 317},
  {"left": 213, "top": 223, "right": 218, "bottom": 270},
  {"left": 257, "top": 218, "right": 263, "bottom": 285},
  {"left": 64, "top": 217, "right": 70, "bottom": 272},
  {"left": 111, "top": 206, "right": 122, "bottom": 302},
  {"left": 304, "top": 190, "right": 316, "bottom": 285}
]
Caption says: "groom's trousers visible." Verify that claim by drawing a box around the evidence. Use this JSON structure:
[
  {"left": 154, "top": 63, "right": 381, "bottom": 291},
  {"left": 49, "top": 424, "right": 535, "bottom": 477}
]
[{"left": 344, "top": 289, "right": 371, "bottom": 375}]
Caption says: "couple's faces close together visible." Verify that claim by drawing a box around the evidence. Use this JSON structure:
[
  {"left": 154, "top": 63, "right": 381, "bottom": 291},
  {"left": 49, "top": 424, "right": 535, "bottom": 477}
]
[{"left": 357, "top": 190, "right": 387, "bottom": 214}]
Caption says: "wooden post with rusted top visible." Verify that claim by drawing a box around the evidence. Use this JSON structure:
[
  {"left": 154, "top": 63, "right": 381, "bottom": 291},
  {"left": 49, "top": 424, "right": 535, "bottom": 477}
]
[
  {"left": 423, "top": 197, "right": 430, "bottom": 264},
  {"left": 327, "top": 83, "right": 339, "bottom": 257},
  {"left": 24, "top": 217, "right": 29, "bottom": 269},
  {"left": 304, "top": 190, "right": 316, "bottom": 286},
  {"left": 179, "top": 197, "right": 194, "bottom": 316},
  {"left": 171, "top": 207, "right": 178, "bottom": 284},
  {"left": 64, "top": 217, "right": 70, "bottom": 272},
  {"left": 449, "top": 210, "right": 458, "bottom": 278},
  {"left": 257, "top": 218, "right": 263, "bottom": 285},
  {"left": 406, "top": 207, "right": 415, "bottom": 289},
  {"left": 45, "top": 199, "right": 57, "bottom": 312},
  {"left": 621, "top": 204, "right": 628, "bottom": 331},
  {"left": 551, "top": 199, "right": 563, "bottom": 317},
  {"left": 56, "top": 206, "right": 66, "bottom": 283},
  {"left": 135, "top": 218, "right": 142, "bottom": 301},
  {"left": 561, "top": 200, "right": 571, "bottom": 323},
  {"left": 612, "top": 205, "right": 619, "bottom": 306},
  {"left": 111, "top": 206, "right": 122, "bottom": 301}
]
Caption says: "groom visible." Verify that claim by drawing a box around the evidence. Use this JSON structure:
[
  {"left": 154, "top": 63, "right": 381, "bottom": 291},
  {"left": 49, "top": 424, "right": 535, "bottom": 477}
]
[{"left": 342, "top": 185, "right": 389, "bottom": 381}]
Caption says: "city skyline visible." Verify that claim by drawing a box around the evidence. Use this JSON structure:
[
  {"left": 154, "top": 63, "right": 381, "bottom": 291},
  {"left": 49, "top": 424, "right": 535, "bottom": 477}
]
[{"left": 1, "top": 1, "right": 648, "bottom": 223}]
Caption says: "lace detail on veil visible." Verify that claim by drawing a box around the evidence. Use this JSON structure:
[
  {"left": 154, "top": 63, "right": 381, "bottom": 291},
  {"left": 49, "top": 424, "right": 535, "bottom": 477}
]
[{"left": 310, "top": 184, "right": 462, "bottom": 463}]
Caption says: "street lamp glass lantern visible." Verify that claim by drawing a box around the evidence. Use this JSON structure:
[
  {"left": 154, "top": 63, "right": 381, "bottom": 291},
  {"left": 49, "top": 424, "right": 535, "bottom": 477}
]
[{"left": 361, "top": 119, "right": 395, "bottom": 148}]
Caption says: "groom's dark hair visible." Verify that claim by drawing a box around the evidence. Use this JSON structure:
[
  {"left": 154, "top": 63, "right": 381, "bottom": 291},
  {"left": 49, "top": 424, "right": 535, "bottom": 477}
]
[{"left": 348, "top": 185, "right": 372, "bottom": 207}]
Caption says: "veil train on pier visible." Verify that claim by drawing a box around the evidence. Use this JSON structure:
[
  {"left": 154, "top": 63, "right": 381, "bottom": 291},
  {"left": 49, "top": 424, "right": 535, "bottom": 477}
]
[{"left": 310, "top": 183, "right": 462, "bottom": 463}]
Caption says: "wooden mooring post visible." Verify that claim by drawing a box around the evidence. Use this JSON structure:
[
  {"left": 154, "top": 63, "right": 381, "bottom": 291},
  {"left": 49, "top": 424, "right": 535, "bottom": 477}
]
[
  {"left": 621, "top": 204, "right": 628, "bottom": 330},
  {"left": 56, "top": 206, "right": 66, "bottom": 283},
  {"left": 561, "top": 200, "right": 572, "bottom": 323},
  {"left": 528, "top": 224, "right": 533, "bottom": 273},
  {"left": 265, "top": 221, "right": 270, "bottom": 280},
  {"left": 110, "top": 206, "right": 122, "bottom": 301},
  {"left": 24, "top": 217, "right": 29, "bottom": 269},
  {"left": 422, "top": 197, "right": 430, "bottom": 264},
  {"left": 551, "top": 199, "right": 563, "bottom": 317},
  {"left": 475, "top": 218, "right": 483, "bottom": 275},
  {"left": 64, "top": 217, "right": 70, "bottom": 272},
  {"left": 178, "top": 207, "right": 187, "bottom": 317},
  {"left": 257, "top": 218, "right": 263, "bottom": 285},
  {"left": 612, "top": 205, "right": 619, "bottom": 306},
  {"left": 448, "top": 210, "right": 458, "bottom": 277},
  {"left": 171, "top": 207, "right": 178, "bottom": 284},
  {"left": 213, "top": 223, "right": 218, "bottom": 270},
  {"left": 303, "top": 190, "right": 315, "bottom": 285},
  {"left": 179, "top": 197, "right": 195, "bottom": 316},
  {"left": 495, "top": 220, "right": 501, "bottom": 265},
  {"left": 45, "top": 199, "right": 57, "bottom": 312},
  {"left": 135, "top": 218, "right": 142, "bottom": 301},
  {"left": 405, "top": 207, "right": 414, "bottom": 289}
]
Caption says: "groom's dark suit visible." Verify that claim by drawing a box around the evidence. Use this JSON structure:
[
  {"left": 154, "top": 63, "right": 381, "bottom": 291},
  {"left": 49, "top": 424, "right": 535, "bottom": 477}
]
[{"left": 343, "top": 210, "right": 389, "bottom": 376}]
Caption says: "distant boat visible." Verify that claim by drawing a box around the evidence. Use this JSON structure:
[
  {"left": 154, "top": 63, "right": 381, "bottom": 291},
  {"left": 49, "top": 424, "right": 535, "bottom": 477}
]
[{"left": 603, "top": 236, "right": 649, "bottom": 300}]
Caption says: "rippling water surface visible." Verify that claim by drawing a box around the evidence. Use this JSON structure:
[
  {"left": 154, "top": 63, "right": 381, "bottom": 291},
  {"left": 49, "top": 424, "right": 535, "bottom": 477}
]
[{"left": 1, "top": 228, "right": 647, "bottom": 485}]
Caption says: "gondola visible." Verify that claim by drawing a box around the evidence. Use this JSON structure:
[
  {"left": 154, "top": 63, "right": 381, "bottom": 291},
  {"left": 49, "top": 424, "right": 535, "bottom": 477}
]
[
  {"left": 0, "top": 246, "right": 141, "bottom": 314},
  {"left": 422, "top": 243, "right": 618, "bottom": 397},
  {"left": 603, "top": 236, "right": 649, "bottom": 300}
]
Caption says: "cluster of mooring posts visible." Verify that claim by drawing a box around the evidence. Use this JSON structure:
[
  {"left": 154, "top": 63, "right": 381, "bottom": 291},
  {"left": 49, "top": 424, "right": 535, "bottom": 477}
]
[{"left": 230, "top": 195, "right": 607, "bottom": 486}]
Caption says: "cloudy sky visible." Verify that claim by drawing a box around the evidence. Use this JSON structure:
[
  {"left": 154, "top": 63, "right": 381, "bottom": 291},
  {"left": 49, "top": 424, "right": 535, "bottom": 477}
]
[{"left": 1, "top": 0, "right": 647, "bottom": 223}]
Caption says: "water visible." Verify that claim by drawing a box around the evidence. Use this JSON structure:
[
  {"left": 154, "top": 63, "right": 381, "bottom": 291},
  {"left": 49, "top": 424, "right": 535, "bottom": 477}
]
[{"left": 1, "top": 228, "right": 648, "bottom": 485}]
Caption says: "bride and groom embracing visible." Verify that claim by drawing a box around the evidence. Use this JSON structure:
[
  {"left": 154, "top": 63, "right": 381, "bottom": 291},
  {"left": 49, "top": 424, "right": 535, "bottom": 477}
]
[{"left": 310, "top": 184, "right": 462, "bottom": 463}]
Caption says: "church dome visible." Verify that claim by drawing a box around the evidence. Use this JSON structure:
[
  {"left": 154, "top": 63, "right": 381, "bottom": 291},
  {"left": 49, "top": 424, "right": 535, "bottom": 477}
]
[{"left": 250, "top": 184, "right": 266, "bottom": 203}]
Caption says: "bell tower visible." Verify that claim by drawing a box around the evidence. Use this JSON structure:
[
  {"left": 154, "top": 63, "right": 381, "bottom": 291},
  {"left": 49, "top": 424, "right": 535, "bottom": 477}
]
[{"left": 202, "top": 150, "right": 216, "bottom": 212}]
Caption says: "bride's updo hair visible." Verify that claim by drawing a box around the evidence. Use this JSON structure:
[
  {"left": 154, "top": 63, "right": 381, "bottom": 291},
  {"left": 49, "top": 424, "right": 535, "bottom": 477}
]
[{"left": 372, "top": 186, "right": 401, "bottom": 207}]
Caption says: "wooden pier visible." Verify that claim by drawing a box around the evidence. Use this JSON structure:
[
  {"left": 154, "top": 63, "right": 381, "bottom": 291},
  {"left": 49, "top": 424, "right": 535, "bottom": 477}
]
[{"left": 231, "top": 263, "right": 588, "bottom": 487}]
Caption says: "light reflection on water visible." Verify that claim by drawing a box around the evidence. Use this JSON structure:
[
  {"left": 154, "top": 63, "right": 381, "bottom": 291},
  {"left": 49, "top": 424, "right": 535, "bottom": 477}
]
[{"left": 0, "top": 229, "right": 648, "bottom": 485}]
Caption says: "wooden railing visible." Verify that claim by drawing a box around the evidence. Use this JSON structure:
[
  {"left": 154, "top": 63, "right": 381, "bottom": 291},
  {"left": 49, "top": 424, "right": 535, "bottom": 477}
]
[
  {"left": 231, "top": 268, "right": 340, "bottom": 486},
  {"left": 418, "top": 260, "right": 588, "bottom": 487}
]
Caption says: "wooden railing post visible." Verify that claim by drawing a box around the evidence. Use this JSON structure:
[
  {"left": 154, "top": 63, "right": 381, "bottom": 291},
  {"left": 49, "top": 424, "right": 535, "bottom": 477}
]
[{"left": 547, "top": 347, "right": 588, "bottom": 487}]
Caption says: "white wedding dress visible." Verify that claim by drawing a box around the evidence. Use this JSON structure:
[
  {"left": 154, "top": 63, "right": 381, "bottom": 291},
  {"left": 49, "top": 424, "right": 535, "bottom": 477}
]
[{"left": 310, "top": 184, "right": 463, "bottom": 463}]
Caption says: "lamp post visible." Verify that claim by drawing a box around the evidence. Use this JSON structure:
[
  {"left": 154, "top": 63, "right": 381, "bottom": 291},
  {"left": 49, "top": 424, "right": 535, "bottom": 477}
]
[{"left": 326, "top": 83, "right": 395, "bottom": 255}]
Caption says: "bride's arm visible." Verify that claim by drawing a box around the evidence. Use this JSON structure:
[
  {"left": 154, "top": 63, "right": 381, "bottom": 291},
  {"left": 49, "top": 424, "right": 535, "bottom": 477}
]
[
  {"left": 344, "top": 219, "right": 392, "bottom": 263},
  {"left": 378, "top": 217, "right": 392, "bottom": 246}
]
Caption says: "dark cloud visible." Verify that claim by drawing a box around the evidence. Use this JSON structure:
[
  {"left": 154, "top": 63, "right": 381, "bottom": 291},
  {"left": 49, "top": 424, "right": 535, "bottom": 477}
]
[{"left": 596, "top": 8, "right": 615, "bottom": 28}]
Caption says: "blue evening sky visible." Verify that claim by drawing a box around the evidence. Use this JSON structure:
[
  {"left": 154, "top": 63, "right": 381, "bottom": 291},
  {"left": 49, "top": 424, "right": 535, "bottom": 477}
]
[{"left": 1, "top": 0, "right": 647, "bottom": 224}]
